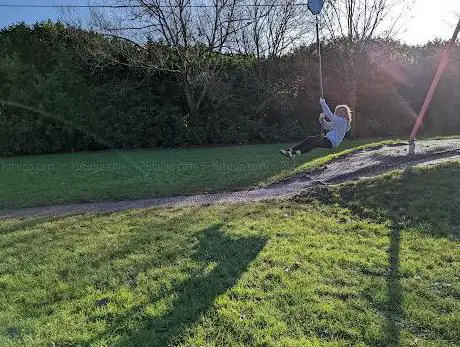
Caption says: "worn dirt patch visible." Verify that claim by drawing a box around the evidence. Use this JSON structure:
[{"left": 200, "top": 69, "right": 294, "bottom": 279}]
[{"left": 1, "top": 139, "right": 459, "bottom": 220}]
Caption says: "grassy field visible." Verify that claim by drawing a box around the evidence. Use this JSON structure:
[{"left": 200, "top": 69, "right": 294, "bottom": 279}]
[
  {"left": 0, "top": 139, "right": 389, "bottom": 210},
  {"left": 0, "top": 161, "right": 458, "bottom": 346}
]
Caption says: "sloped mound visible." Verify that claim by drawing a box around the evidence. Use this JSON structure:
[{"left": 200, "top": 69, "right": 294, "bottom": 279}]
[
  {"left": 1, "top": 139, "right": 459, "bottom": 220},
  {"left": 270, "top": 139, "right": 460, "bottom": 186}
]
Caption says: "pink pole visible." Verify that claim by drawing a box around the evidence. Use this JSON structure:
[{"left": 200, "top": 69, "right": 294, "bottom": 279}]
[{"left": 409, "top": 18, "right": 460, "bottom": 140}]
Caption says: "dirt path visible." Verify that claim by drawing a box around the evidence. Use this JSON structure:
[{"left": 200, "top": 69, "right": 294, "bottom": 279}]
[{"left": 1, "top": 139, "right": 459, "bottom": 220}]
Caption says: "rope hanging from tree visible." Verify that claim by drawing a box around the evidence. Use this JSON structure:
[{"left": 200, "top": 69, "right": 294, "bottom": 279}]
[{"left": 308, "top": 0, "right": 325, "bottom": 98}]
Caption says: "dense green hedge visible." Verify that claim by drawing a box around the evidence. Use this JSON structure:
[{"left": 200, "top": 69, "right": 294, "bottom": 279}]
[{"left": 0, "top": 22, "right": 459, "bottom": 155}]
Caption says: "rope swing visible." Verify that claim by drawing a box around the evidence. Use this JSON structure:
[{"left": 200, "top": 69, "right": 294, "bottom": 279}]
[{"left": 307, "top": 0, "right": 325, "bottom": 98}]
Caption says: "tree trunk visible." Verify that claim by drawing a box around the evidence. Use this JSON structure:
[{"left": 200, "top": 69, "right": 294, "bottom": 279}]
[
  {"left": 183, "top": 74, "right": 208, "bottom": 121},
  {"left": 184, "top": 79, "right": 196, "bottom": 116}
]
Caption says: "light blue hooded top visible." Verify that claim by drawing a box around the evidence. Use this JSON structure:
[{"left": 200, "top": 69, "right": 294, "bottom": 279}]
[{"left": 319, "top": 99, "right": 351, "bottom": 148}]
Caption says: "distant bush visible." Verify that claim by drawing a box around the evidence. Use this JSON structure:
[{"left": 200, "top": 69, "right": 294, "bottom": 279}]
[{"left": 0, "top": 22, "right": 458, "bottom": 155}]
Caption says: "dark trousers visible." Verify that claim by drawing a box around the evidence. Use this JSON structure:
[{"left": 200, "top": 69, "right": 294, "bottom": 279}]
[{"left": 291, "top": 135, "right": 332, "bottom": 154}]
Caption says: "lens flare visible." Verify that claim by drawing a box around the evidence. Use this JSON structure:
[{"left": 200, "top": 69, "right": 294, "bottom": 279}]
[{"left": 0, "top": 99, "right": 149, "bottom": 177}]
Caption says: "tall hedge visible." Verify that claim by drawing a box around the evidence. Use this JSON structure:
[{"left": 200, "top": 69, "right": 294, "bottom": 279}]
[{"left": 0, "top": 22, "right": 459, "bottom": 156}]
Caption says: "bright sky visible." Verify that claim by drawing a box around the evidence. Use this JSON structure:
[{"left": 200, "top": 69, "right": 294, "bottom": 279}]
[
  {"left": 0, "top": 0, "right": 459, "bottom": 45},
  {"left": 399, "top": 0, "right": 460, "bottom": 44},
  {"left": 0, "top": 1, "right": 90, "bottom": 29}
]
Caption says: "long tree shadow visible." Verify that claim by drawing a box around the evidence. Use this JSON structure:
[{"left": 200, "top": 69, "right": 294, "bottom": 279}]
[
  {"left": 114, "top": 224, "right": 266, "bottom": 346},
  {"left": 386, "top": 226, "right": 402, "bottom": 346},
  {"left": 294, "top": 163, "right": 460, "bottom": 346},
  {"left": 296, "top": 188, "right": 405, "bottom": 346}
]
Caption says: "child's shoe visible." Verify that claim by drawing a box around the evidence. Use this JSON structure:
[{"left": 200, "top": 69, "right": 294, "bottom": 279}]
[{"left": 280, "top": 148, "right": 296, "bottom": 160}]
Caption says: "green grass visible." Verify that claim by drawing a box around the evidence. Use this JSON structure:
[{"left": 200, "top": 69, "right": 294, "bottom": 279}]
[
  {"left": 261, "top": 139, "right": 401, "bottom": 186},
  {"left": 1, "top": 162, "right": 459, "bottom": 346},
  {"left": 0, "top": 139, "right": 381, "bottom": 210}
]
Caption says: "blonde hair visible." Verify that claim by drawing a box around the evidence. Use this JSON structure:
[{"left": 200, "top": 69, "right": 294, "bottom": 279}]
[{"left": 335, "top": 105, "right": 352, "bottom": 123}]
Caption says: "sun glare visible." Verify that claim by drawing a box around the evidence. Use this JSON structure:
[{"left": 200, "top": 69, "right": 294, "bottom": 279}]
[{"left": 401, "top": 0, "right": 460, "bottom": 44}]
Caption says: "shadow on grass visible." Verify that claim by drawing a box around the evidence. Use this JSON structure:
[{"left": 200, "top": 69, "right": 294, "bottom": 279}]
[
  {"left": 1, "top": 212, "right": 265, "bottom": 345},
  {"left": 0, "top": 216, "right": 62, "bottom": 235},
  {"left": 298, "top": 164, "right": 460, "bottom": 239},
  {"left": 294, "top": 162, "right": 460, "bottom": 346},
  {"left": 386, "top": 226, "right": 402, "bottom": 346},
  {"left": 112, "top": 224, "right": 266, "bottom": 346}
]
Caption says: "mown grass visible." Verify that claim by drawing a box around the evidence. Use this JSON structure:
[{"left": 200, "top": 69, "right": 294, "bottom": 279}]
[
  {"left": 0, "top": 139, "right": 382, "bottom": 210},
  {"left": 261, "top": 139, "right": 402, "bottom": 186},
  {"left": 0, "top": 161, "right": 459, "bottom": 346}
]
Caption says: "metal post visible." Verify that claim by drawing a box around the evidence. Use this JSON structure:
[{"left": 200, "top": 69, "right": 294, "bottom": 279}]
[
  {"left": 408, "top": 137, "right": 415, "bottom": 156},
  {"left": 408, "top": 18, "right": 460, "bottom": 155}
]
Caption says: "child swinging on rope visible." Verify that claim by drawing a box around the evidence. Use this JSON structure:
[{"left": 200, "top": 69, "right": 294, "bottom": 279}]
[{"left": 280, "top": 98, "right": 352, "bottom": 160}]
